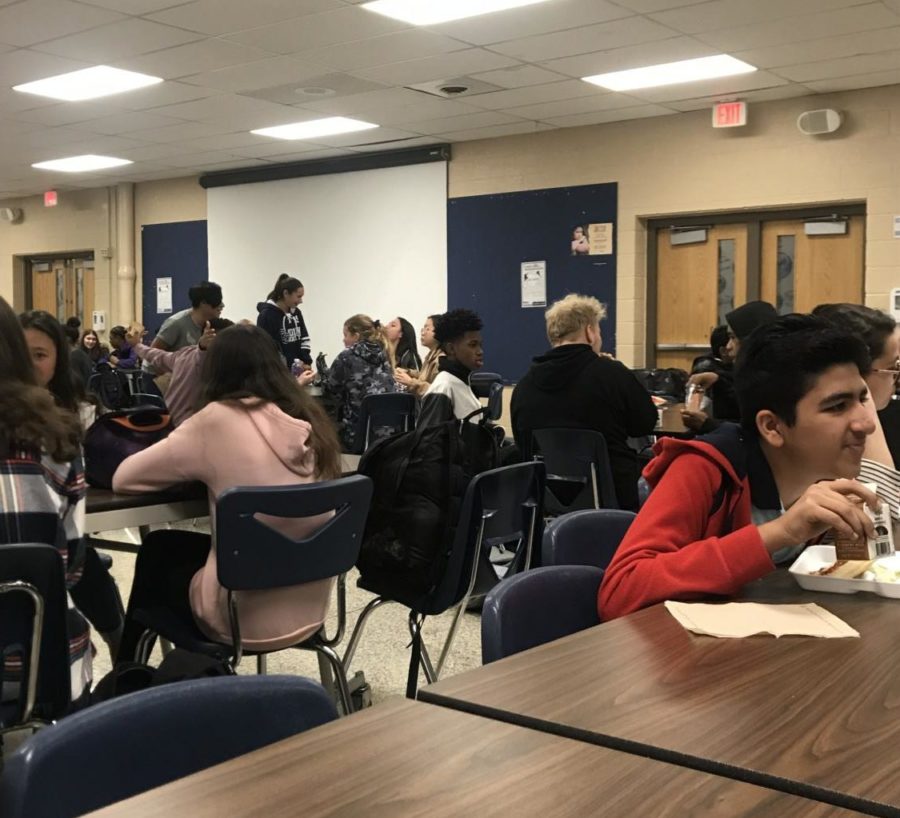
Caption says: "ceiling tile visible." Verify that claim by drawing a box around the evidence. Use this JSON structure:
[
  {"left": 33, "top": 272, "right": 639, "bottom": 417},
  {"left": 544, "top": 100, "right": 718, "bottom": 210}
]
[
  {"left": 542, "top": 104, "right": 677, "bottom": 128},
  {"left": 0, "top": 47, "right": 88, "bottom": 86},
  {"left": 501, "top": 92, "right": 641, "bottom": 120},
  {"left": 77, "top": 0, "right": 197, "bottom": 13},
  {"left": 161, "top": 149, "right": 248, "bottom": 168},
  {"left": 489, "top": 16, "right": 679, "bottom": 62},
  {"left": 32, "top": 19, "right": 204, "bottom": 62},
  {"left": 776, "top": 52, "right": 900, "bottom": 84},
  {"left": 349, "top": 135, "right": 442, "bottom": 152},
  {"left": 540, "top": 35, "right": 719, "bottom": 79},
  {"left": 114, "top": 81, "right": 223, "bottom": 111},
  {"left": 12, "top": 100, "right": 123, "bottom": 127},
  {"left": 148, "top": 92, "right": 297, "bottom": 122},
  {"left": 462, "top": 79, "right": 604, "bottom": 110},
  {"left": 175, "top": 132, "right": 274, "bottom": 152},
  {"left": 304, "top": 29, "right": 470, "bottom": 72},
  {"left": 468, "top": 64, "right": 568, "bottom": 89},
  {"left": 804, "top": 69, "right": 900, "bottom": 93},
  {"left": 222, "top": 6, "right": 409, "bottom": 54},
  {"left": 70, "top": 110, "right": 189, "bottom": 135},
  {"left": 130, "top": 120, "right": 232, "bottom": 142},
  {"left": 180, "top": 56, "right": 328, "bottom": 93},
  {"left": 249, "top": 147, "right": 356, "bottom": 163},
  {"left": 110, "top": 142, "right": 189, "bottom": 161},
  {"left": 113, "top": 38, "right": 272, "bottom": 80},
  {"left": 610, "top": 0, "right": 715, "bottom": 9},
  {"left": 735, "top": 26, "right": 900, "bottom": 70},
  {"left": 0, "top": 0, "right": 124, "bottom": 48},
  {"left": 649, "top": 0, "right": 873, "bottom": 35},
  {"left": 664, "top": 82, "right": 814, "bottom": 111},
  {"left": 303, "top": 126, "right": 424, "bottom": 147},
  {"left": 430, "top": 0, "right": 634, "bottom": 45},
  {"left": 351, "top": 48, "right": 520, "bottom": 86},
  {"left": 395, "top": 110, "right": 526, "bottom": 135},
  {"left": 147, "top": 0, "right": 340, "bottom": 36},
  {"left": 434, "top": 120, "right": 554, "bottom": 142},
  {"left": 246, "top": 73, "right": 387, "bottom": 105},
  {"left": 694, "top": 3, "right": 900, "bottom": 52}
]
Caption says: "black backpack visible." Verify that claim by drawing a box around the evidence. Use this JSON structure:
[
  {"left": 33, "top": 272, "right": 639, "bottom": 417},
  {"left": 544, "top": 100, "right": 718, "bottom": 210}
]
[{"left": 357, "top": 409, "right": 500, "bottom": 597}]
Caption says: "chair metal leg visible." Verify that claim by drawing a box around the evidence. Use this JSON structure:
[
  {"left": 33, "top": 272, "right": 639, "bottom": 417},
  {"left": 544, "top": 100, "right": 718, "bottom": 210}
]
[
  {"left": 256, "top": 654, "right": 267, "bottom": 675},
  {"left": 407, "top": 611, "right": 436, "bottom": 684},
  {"left": 342, "top": 596, "right": 391, "bottom": 669},
  {"left": 435, "top": 602, "right": 467, "bottom": 679},
  {"left": 313, "top": 644, "right": 353, "bottom": 716},
  {"left": 135, "top": 630, "right": 157, "bottom": 665}
]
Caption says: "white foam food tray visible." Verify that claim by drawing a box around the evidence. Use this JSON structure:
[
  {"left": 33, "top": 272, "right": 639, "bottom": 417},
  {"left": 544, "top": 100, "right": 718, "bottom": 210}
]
[{"left": 789, "top": 545, "right": 900, "bottom": 598}]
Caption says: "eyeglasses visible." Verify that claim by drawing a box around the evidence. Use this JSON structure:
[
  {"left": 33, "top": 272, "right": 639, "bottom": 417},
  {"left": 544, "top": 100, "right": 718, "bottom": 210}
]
[{"left": 874, "top": 367, "right": 900, "bottom": 384}]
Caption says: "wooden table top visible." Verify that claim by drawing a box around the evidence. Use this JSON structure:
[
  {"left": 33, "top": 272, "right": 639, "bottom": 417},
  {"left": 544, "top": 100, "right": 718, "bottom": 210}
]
[
  {"left": 87, "top": 698, "right": 863, "bottom": 818},
  {"left": 419, "top": 572, "right": 900, "bottom": 816}
]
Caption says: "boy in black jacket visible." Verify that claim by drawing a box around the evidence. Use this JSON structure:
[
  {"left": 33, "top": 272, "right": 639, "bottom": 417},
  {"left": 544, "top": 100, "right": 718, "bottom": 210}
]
[{"left": 511, "top": 293, "right": 657, "bottom": 511}]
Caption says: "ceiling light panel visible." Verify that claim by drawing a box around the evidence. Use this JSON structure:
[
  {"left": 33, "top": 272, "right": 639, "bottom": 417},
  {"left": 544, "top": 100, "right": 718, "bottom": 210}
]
[
  {"left": 251, "top": 117, "right": 378, "bottom": 140},
  {"left": 361, "top": 0, "right": 553, "bottom": 26},
  {"left": 583, "top": 55, "right": 756, "bottom": 92},
  {"left": 32, "top": 155, "right": 133, "bottom": 172},
  {"left": 13, "top": 65, "right": 163, "bottom": 101}
]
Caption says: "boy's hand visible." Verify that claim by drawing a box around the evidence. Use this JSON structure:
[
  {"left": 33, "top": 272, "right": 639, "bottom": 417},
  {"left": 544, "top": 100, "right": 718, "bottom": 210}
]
[
  {"left": 680, "top": 408, "right": 708, "bottom": 431},
  {"left": 759, "top": 479, "right": 880, "bottom": 555},
  {"left": 125, "top": 323, "right": 145, "bottom": 347},
  {"left": 198, "top": 321, "right": 215, "bottom": 350},
  {"left": 688, "top": 371, "right": 718, "bottom": 389}
]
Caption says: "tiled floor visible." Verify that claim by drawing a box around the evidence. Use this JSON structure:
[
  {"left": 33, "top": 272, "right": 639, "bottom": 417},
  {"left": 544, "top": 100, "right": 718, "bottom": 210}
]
[{"left": 94, "top": 524, "right": 484, "bottom": 705}]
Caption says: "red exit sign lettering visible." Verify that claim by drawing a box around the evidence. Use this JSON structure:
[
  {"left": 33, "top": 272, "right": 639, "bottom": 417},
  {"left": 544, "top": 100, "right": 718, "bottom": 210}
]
[
  {"left": 44, "top": 190, "right": 58, "bottom": 207},
  {"left": 712, "top": 101, "right": 747, "bottom": 128}
]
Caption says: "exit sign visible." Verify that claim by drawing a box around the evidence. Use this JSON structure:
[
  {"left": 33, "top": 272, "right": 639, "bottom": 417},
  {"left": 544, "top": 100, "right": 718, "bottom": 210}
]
[
  {"left": 712, "top": 101, "right": 747, "bottom": 128},
  {"left": 44, "top": 190, "right": 58, "bottom": 207}
]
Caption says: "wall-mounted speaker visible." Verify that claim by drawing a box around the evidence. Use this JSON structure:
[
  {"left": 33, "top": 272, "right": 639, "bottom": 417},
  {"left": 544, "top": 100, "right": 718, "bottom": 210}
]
[
  {"left": 0, "top": 207, "right": 23, "bottom": 223},
  {"left": 797, "top": 109, "right": 842, "bottom": 135}
]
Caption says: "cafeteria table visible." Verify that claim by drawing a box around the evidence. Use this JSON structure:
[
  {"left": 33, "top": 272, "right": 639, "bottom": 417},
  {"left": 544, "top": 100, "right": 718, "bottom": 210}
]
[
  {"left": 86, "top": 698, "right": 864, "bottom": 818},
  {"left": 419, "top": 571, "right": 900, "bottom": 817}
]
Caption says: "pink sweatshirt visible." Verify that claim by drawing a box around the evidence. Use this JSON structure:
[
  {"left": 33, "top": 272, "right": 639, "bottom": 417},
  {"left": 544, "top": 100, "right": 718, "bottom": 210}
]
[
  {"left": 113, "top": 399, "right": 333, "bottom": 650},
  {"left": 135, "top": 342, "right": 202, "bottom": 427}
]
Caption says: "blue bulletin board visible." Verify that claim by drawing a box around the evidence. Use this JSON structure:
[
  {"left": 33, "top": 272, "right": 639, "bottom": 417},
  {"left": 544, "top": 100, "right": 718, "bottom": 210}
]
[
  {"left": 447, "top": 182, "right": 617, "bottom": 382},
  {"left": 141, "top": 220, "right": 208, "bottom": 336}
]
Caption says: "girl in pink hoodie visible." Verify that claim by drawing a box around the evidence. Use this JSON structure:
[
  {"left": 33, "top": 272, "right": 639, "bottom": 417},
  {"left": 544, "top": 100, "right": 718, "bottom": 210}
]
[{"left": 114, "top": 324, "right": 342, "bottom": 662}]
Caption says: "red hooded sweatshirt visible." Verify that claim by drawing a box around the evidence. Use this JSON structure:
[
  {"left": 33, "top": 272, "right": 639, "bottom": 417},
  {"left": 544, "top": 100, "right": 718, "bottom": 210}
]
[{"left": 598, "top": 424, "right": 776, "bottom": 621}]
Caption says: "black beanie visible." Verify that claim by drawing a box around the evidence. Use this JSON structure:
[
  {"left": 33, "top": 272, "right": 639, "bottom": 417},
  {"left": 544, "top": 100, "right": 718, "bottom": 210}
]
[{"left": 726, "top": 301, "right": 777, "bottom": 340}]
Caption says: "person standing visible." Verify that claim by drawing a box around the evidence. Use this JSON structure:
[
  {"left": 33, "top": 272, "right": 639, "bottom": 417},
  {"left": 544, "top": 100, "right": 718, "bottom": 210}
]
[{"left": 256, "top": 274, "right": 311, "bottom": 368}]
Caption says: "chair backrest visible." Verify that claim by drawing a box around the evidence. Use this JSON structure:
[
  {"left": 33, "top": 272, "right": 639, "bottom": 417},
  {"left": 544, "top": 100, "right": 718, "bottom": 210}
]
[
  {"left": 0, "top": 675, "right": 337, "bottom": 818},
  {"left": 542, "top": 509, "right": 635, "bottom": 569},
  {"left": 469, "top": 371, "right": 502, "bottom": 398},
  {"left": 532, "top": 427, "right": 619, "bottom": 513},
  {"left": 481, "top": 565, "right": 603, "bottom": 663},
  {"left": 215, "top": 475, "right": 373, "bottom": 591},
  {"left": 425, "top": 461, "right": 546, "bottom": 616},
  {"left": 0, "top": 544, "right": 70, "bottom": 730},
  {"left": 356, "top": 392, "right": 417, "bottom": 454},
  {"left": 485, "top": 381, "right": 504, "bottom": 421}
]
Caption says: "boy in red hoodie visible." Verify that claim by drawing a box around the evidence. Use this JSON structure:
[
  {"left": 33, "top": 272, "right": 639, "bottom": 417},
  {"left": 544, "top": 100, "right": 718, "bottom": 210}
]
[{"left": 599, "top": 314, "right": 881, "bottom": 621}]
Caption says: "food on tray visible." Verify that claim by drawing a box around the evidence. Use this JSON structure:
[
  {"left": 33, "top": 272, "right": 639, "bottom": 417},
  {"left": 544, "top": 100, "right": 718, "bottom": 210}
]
[
  {"left": 810, "top": 559, "right": 873, "bottom": 579},
  {"left": 870, "top": 562, "right": 900, "bottom": 583}
]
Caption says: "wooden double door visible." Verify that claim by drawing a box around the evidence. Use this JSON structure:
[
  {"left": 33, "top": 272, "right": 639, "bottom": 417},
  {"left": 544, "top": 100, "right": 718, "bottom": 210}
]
[
  {"left": 654, "top": 214, "right": 864, "bottom": 372},
  {"left": 29, "top": 256, "right": 95, "bottom": 325}
]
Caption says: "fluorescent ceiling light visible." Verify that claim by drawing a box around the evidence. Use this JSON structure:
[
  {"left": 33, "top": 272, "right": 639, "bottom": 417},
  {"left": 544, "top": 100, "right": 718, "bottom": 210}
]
[
  {"left": 583, "top": 55, "right": 757, "bottom": 92},
  {"left": 13, "top": 66, "right": 162, "bottom": 102},
  {"left": 32, "top": 155, "right": 133, "bottom": 172},
  {"left": 362, "top": 0, "right": 551, "bottom": 25},
  {"left": 251, "top": 117, "right": 378, "bottom": 140}
]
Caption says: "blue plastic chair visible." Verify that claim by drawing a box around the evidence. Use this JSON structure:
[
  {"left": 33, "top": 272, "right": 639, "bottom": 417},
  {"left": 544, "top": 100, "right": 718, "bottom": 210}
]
[
  {"left": 344, "top": 461, "right": 545, "bottom": 698},
  {"left": 481, "top": 565, "right": 603, "bottom": 663},
  {"left": 0, "top": 675, "right": 337, "bottom": 818},
  {"left": 531, "top": 428, "right": 619, "bottom": 513},
  {"left": 0, "top": 544, "right": 71, "bottom": 733},
  {"left": 469, "top": 371, "right": 502, "bottom": 398},
  {"left": 131, "top": 475, "right": 373, "bottom": 715},
  {"left": 353, "top": 392, "right": 417, "bottom": 454},
  {"left": 542, "top": 509, "right": 635, "bottom": 569}
]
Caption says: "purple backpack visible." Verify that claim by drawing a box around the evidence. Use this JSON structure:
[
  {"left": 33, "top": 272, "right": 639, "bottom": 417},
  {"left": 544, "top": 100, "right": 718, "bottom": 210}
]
[{"left": 83, "top": 407, "right": 172, "bottom": 489}]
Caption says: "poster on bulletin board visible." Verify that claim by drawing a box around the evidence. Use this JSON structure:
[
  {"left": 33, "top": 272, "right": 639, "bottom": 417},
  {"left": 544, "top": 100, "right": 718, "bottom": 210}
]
[{"left": 448, "top": 182, "right": 617, "bottom": 381}]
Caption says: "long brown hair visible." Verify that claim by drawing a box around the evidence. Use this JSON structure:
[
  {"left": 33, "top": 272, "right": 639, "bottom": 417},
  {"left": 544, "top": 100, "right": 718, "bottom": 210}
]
[
  {"left": 197, "top": 324, "right": 341, "bottom": 479},
  {"left": 0, "top": 298, "right": 82, "bottom": 462}
]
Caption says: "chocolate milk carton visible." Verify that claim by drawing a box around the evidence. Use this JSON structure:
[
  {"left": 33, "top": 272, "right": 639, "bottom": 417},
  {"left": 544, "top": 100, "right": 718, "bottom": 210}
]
[{"left": 834, "top": 482, "right": 895, "bottom": 561}]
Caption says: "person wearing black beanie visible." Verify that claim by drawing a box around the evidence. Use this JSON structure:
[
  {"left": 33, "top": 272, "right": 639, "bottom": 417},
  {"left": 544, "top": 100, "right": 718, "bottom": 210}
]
[{"left": 683, "top": 301, "right": 777, "bottom": 434}]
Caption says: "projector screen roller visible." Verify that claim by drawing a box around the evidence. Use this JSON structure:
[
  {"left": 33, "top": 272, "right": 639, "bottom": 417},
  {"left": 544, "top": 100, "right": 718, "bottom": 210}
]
[{"left": 207, "top": 161, "right": 447, "bottom": 367}]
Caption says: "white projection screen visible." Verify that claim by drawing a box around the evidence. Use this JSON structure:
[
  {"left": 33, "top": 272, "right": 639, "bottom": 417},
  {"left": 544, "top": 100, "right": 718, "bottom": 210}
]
[{"left": 207, "top": 160, "right": 447, "bottom": 365}]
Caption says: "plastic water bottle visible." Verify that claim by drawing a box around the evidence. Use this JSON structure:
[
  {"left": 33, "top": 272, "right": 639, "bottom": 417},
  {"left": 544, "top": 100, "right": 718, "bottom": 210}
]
[{"left": 291, "top": 358, "right": 303, "bottom": 378}]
